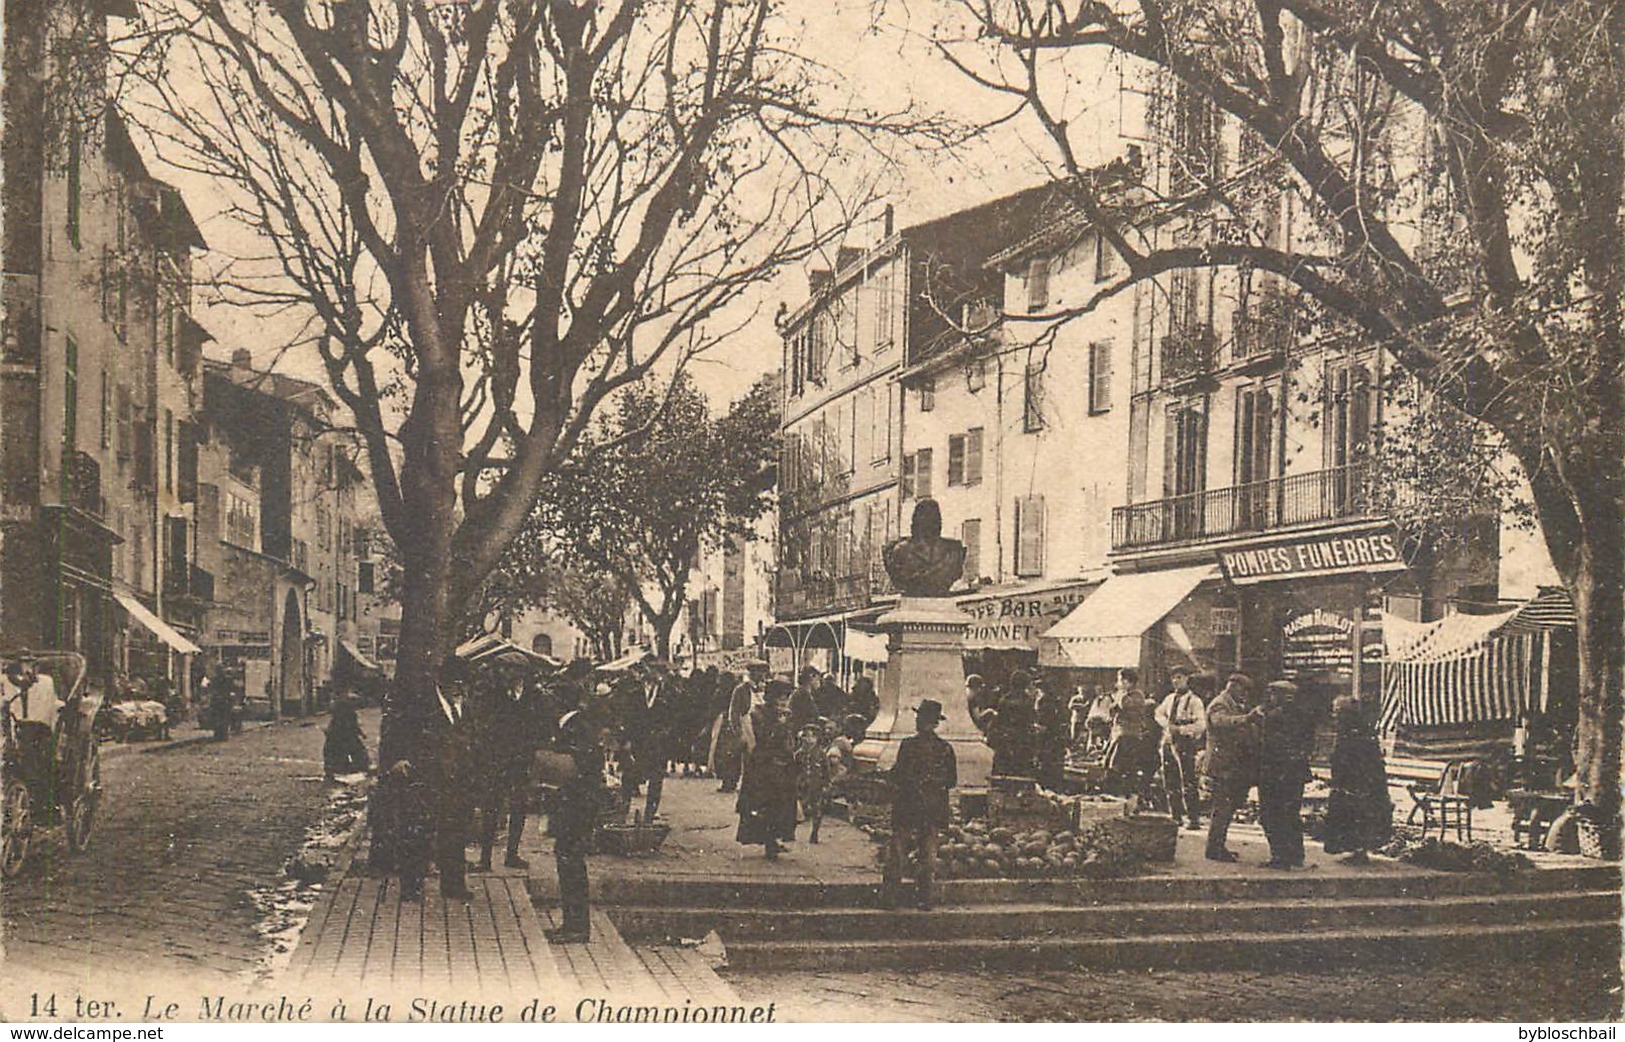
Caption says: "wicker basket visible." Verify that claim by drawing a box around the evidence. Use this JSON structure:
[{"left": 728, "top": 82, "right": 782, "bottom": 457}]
[
  {"left": 595, "top": 819, "right": 672, "bottom": 857},
  {"left": 1576, "top": 818, "right": 1621, "bottom": 860},
  {"left": 1084, "top": 813, "right": 1180, "bottom": 862}
]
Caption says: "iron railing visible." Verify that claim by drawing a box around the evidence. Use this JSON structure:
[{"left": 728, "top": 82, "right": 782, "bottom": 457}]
[{"left": 1112, "top": 461, "right": 1376, "bottom": 551}]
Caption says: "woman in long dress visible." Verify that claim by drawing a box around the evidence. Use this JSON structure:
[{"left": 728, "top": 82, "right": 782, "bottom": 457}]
[
  {"left": 1321, "top": 693, "right": 1393, "bottom": 863},
  {"left": 736, "top": 679, "right": 798, "bottom": 859}
]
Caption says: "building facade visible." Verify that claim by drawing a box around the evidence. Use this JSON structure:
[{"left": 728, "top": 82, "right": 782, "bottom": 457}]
[
  {"left": 772, "top": 191, "right": 1053, "bottom": 675},
  {"left": 199, "top": 350, "right": 374, "bottom": 715},
  {"left": 2, "top": 0, "right": 209, "bottom": 701}
]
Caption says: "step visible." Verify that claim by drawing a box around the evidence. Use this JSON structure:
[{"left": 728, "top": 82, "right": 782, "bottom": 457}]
[
  {"left": 608, "top": 889, "right": 1620, "bottom": 943},
  {"left": 575, "top": 863, "right": 1619, "bottom": 911},
  {"left": 717, "top": 919, "right": 1623, "bottom": 974}
]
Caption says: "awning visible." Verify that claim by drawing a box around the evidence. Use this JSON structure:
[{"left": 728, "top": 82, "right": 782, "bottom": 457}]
[
  {"left": 598, "top": 647, "right": 649, "bottom": 672},
  {"left": 844, "top": 629, "right": 889, "bottom": 663},
  {"left": 958, "top": 580, "right": 1098, "bottom": 651},
  {"left": 1380, "top": 608, "right": 1520, "bottom": 663},
  {"left": 339, "top": 639, "right": 381, "bottom": 672},
  {"left": 455, "top": 632, "right": 562, "bottom": 668},
  {"left": 1037, "top": 564, "right": 1217, "bottom": 668},
  {"left": 115, "top": 592, "right": 202, "bottom": 655}
]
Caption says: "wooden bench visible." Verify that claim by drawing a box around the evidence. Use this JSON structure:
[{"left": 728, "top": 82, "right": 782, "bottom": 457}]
[{"left": 1309, "top": 755, "right": 1448, "bottom": 787}]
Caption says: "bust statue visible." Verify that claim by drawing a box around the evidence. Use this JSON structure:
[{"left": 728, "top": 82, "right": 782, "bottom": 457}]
[{"left": 883, "top": 499, "right": 966, "bottom": 597}]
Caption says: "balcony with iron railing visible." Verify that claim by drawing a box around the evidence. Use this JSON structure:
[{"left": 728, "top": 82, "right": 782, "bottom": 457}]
[
  {"left": 1111, "top": 461, "right": 1378, "bottom": 552},
  {"left": 1162, "top": 323, "right": 1216, "bottom": 384},
  {"left": 1232, "top": 304, "right": 1294, "bottom": 363}
]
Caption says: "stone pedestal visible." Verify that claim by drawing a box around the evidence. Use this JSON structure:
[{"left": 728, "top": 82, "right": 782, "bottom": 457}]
[{"left": 853, "top": 596, "right": 993, "bottom": 790}]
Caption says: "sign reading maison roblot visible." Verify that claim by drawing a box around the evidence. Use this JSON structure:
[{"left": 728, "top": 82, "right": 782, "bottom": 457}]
[{"left": 1218, "top": 528, "right": 1405, "bottom": 585}]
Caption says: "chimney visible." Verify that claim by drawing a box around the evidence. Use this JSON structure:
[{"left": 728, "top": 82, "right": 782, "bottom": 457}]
[
  {"left": 231, "top": 348, "right": 253, "bottom": 371},
  {"left": 883, "top": 204, "right": 894, "bottom": 238}
]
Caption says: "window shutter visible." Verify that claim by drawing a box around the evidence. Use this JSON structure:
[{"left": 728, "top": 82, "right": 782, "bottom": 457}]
[
  {"left": 1090, "top": 341, "right": 1114, "bottom": 413},
  {"left": 1024, "top": 361, "right": 1046, "bottom": 431},
  {"left": 1014, "top": 496, "right": 1045, "bottom": 577},
  {"left": 966, "top": 428, "right": 984, "bottom": 486},
  {"left": 1027, "top": 257, "right": 1051, "bottom": 312},
  {"left": 916, "top": 447, "right": 934, "bottom": 499},
  {"left": 1163, "top": 404, "right": 1180, "bottom": 498},
  {"left": 948, "top": 434, "right": 965, "bottom": 486},
  {"left": 920, "top": 377, "right": 935, "bottom": 413},
  {"left": 901, "top": 452, "right": 916, "bottom": 499},
  {"left": 962, "top": 518, "right": 981, "bottom": 586}
]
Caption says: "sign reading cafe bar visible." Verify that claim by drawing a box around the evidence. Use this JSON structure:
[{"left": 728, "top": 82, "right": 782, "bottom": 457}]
[{"left": 1218, "top": 528, "right": 1405, "bottom": 585}]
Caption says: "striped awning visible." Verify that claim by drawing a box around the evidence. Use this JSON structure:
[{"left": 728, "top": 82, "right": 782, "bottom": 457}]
[
  {"left": 1381, "top": 631, "right": 1534, "bottom": 731},
  {"left": 1504, "top": 586, "right": 1577, "bottom": 633}
]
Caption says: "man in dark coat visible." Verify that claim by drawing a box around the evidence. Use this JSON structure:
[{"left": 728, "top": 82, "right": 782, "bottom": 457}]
[
  {"left": 472, "top": 653, "right": 540, "bottom": 872},
  {"left": 788, "top": 667, "right": 821, "bottom": 733},
  {"left": 625, "top": 660, "right": 676, "bottom": 820},
  {"left": 1203, "top": 672, "right": 1261, "bottom": 863},
  {"left": 986, "top": 671, "right": 1038, "bottom": 778},
  {"left": 546, "top": 700, "right": 612, "bottom": 942},
  {"left": 1258, "top": 679, "right": 1315, "bottom": 869},
  {"left": 884, "top": 699, "right": 957, "bottom": 911},
  {"left": 1033, "top": 674, "right": 1070, "bottom": 791},
  {"left": 846, "top": 665, "right": 880, "bottom": 729},
  {"left": 397, "top": 659, "right": 477, "bottom": 902}
]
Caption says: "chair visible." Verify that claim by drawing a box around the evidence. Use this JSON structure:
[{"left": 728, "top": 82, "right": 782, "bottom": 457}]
[{"left": 1407, "top": 760, "right": 1474, "bottom": 842}]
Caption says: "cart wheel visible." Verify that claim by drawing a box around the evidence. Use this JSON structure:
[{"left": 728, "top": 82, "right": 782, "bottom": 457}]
[
  {"left": 2, "top": 778, "right": 33, "bottom": 879},
  {"left": 67, "top": 746, "right": 100, "bottom": 853}
]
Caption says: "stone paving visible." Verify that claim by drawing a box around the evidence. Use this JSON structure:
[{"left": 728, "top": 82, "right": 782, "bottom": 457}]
[
  {"left": 729, "top": 961, "right": 1625, "bottom": 1022},
  {"left": 1, "top": 711, "right": 367, "bottom": 997}
]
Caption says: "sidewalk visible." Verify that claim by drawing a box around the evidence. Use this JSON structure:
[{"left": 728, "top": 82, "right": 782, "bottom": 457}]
[{"left": 283, "top": 820, "right": 743, "bottom": 1011}]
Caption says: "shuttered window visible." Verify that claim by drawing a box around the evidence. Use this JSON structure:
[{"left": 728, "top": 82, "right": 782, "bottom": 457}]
[
  {"left": 1027, "top": 256, "right": 1051, "bottom": 312},
  {"left": 948, "top": 434, "right": 965, "bottom": 486},
  {"left": 1023, "top": 361, "right": 1046, "bottom": 432},
  {"left": 965, "top": 428, "right": 983, "bottom": 486},
  {"left": 901, "top": 452, "right": 916, "bottom": 499},
  {"left": 1013, "top": 496, "right": 1046, "bottom": 577},
  {"left": 915, "top": 448, "right": 934, "bottom": 499},
  {"left": 1014, "top": 495, "right": 1046, "bottom": 577},
  {"left": 1089, "top": 341, "right": 1114, "bottom": 414},
  {"left": 962, "top": 518, "right": 982, "bottom": 587}
]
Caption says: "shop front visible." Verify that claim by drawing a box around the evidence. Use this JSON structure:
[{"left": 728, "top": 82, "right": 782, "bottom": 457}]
[{"left": 1218, "top": 525, "right": 1407, "bottom": 755}]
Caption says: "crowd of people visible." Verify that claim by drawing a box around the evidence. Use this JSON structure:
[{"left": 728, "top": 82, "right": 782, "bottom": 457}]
[
  {"left": 354, "top": 650, "right": 886, "bottom": 939},
  {"left": 970, "top": 664, "right": 1393, "bottom": 869},
  {"left": 346, "top": 645, "right": 1395, "bottom": 937}
]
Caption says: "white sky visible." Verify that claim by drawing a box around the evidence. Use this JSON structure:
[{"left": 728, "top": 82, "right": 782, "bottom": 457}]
[{"left": 142, "top": 2, "right": 1132, "bottom": 411}]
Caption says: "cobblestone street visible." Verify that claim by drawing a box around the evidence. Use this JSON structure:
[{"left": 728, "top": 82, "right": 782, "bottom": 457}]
[
  {"left": 1, "top": 714, "right": 362, "bottom": 989},
  {"left": 729, "top": 962, "right": 1624, "bottom": 1022}
]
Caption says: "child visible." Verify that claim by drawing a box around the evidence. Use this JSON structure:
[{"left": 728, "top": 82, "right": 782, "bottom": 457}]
[{"left": 794, "top": 718, "right": 833, "bottom": 843}]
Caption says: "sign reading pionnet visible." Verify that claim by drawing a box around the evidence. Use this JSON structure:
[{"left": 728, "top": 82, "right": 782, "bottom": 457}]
[{"left": 1218, "top": 529, "right": 1404, "bottom": 585}]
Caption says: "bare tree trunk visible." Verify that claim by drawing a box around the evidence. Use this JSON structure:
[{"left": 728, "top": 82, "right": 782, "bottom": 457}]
[
  {"left": 369, "top": 329, "right": 464, "bottom": 871},
  {"left": 1569, "top": 516, "right": 1624, "bottom": 821}
]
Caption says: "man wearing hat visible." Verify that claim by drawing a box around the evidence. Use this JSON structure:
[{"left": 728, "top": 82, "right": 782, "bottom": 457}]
[
  {"left": 1155, "top": 665, "right": 1209, "bottom": 831},
  {"left": 546, "top": 698, "right": 613, "bottom": 942},
  {"left": 884, "top": 699, "right": 957, "bottom": 911},
  {"left": 472, "top": 651, "right": 540, "bottom": 873},
  {"left": 1258, "top": 679, "right": 1314, "bottom": 869}
]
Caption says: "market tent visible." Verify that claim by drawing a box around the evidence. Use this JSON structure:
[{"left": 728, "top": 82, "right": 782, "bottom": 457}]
[
  {"left": 454, "top": 632, "right": 561, "bottom": 668},
  {"left": 843, "top": 628, "right": 889, "bottom": 664},
  {"left": 1037, "top": 564, "right": 1217, "bottom": 668},
  {"left": 598, "top": 647, "right": 650, "bottom": 672},
  {"left": 1378, "top": 590, "right": 1575, "bottom": 732}
]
